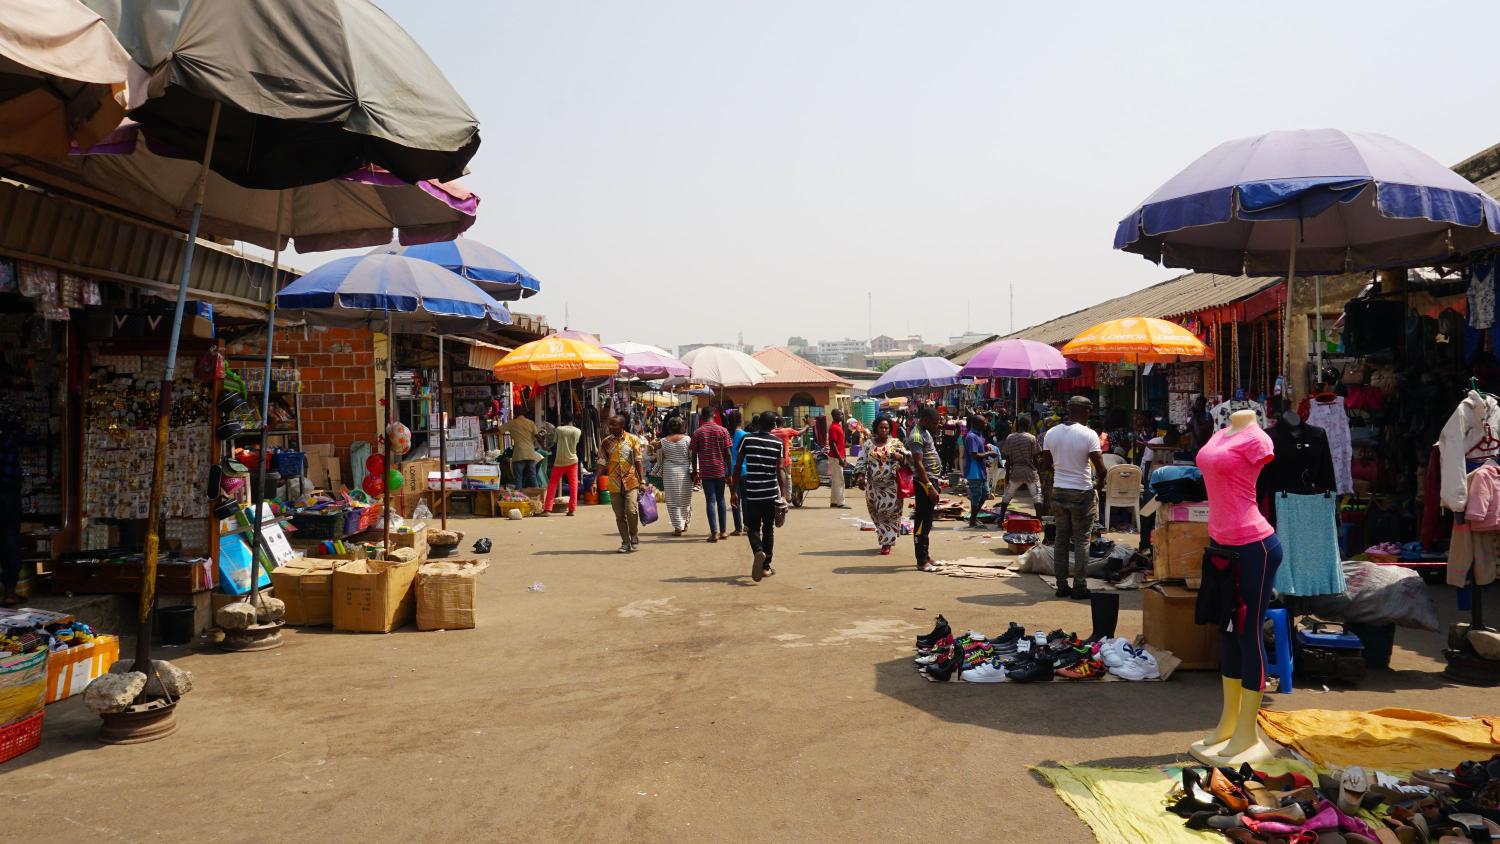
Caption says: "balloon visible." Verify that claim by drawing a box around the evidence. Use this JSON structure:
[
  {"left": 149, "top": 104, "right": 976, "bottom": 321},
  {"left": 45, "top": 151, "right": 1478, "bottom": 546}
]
[
  {"left": 365, "top": 454, "right": 386, "bottom": 474},
  {"left": 361, "top": 473, "right": 385, "bottom": 496},
  {"left": 386, "top": 469, "right": 404, "bottom": 491},
  {"left": 386, "top": 422, "right": 412, "bottom": 456}
]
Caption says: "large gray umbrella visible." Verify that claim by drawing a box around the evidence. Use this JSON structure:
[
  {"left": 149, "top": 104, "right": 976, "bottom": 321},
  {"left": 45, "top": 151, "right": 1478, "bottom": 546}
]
[{"left": 81, "top": 0, "right": 481, "bottom": 187}]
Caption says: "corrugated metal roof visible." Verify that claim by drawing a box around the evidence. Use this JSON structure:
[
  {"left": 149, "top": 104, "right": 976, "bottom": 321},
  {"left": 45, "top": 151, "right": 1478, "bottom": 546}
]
[
  {"left": 1001, "top": 273, "right": 1280, "bottom": 346},
  {"left": 752, "top": 346, "right": 851, "bottom": 386}
]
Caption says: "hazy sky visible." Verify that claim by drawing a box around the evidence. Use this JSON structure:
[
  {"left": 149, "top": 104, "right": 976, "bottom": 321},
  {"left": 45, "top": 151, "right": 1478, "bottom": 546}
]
[{"left": 341, "top": 1, "right": 1499, "bottom": 350}]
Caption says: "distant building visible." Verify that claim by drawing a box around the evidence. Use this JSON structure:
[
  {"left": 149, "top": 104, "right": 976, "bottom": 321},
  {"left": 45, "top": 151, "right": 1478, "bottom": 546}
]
[
  {"left": 811, "top": 338, "right": 869, "bottom": 366},
  {"left": 947, "top": 331, "right": 991, "bottom": 349},
  {"left": 870, "top": 334, "right": 925, "bottom": 354}
]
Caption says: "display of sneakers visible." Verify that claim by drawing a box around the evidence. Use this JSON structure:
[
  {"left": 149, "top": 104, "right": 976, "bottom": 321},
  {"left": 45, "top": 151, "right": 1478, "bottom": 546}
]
[
  {"left": 1055, "top": 658, "right": 1106, "bottom": 680},
  {"left": 959, "top": 661, "right": 1008, "bottom": 683},
  {"left": 1098, "top": 638, "right": 1135, "bottom": 668},
  {"left": 1108, "top": 648, "right": 1161, "bottom": 681}
]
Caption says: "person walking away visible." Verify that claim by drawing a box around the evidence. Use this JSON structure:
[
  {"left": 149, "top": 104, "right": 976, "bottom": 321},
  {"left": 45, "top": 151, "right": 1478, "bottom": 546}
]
[
  {"left": 963, "top": 414, "right": 998, "bottom": 527},
  {"left": 599, "top": 414, "right": 646, "bottom": 553},
  {"left": 1039, "top": 396, "right": 1107, "bottom": 599},
  {"left": 1188, "top": 394, "right": 1214, "bottom": 457},
  {"left": 725, "top": 410, "right": 747, "bottom": 536},
  {"left": 999, "top": 415, "right": 1044, "bottom": 515},
  {"left": 502, "top": 407, "right": 543, "bottom": 489},
  {"left": 907, "top": 406, "right": 943, "bottom": 569},
  {"left": 540, "top": 413, "right": 582, "bottom": 516},
  {"left": 654, "top": 416, "right": 694, "bottom": 535},
  {"left": 827, "top": 408, "right": 850, "bottom": 508},
  {"left": 853, "top": 416, "right": 912, "bottom": 558},
  {"left": 690, "top": 407, "right": 733, "bottom": 542},
  {"left": 732, "top": 411, "right": 788, "bottom": 581}
]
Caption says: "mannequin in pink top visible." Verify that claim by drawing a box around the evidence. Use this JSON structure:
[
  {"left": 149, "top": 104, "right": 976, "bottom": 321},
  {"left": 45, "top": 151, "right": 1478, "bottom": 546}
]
[{"left": 1189, "top": 409, "right": 1284, "bottom": 766}]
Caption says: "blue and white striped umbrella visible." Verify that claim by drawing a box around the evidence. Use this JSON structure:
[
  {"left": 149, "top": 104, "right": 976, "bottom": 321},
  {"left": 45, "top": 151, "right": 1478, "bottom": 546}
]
[
  {"left": 375, "top": 237, "right": 541, "bottom": 300},
  {"left": 276, "top": 253, "right": 511, "bottom": 332}
]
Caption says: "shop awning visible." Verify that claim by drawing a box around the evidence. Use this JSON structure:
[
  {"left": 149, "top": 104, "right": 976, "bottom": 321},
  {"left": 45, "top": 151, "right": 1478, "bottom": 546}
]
[{"left": 440, "top": 334, "right": 512, "bottom": 370}]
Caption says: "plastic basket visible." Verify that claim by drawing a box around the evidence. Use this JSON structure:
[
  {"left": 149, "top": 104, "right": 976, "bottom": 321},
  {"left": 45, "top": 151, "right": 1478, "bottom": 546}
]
[
  {"left": 0, "top": 711, "right": 42, "bottom": 764},
  {"left": 291, "top": 510, "right": 349, "bottom": 540},
  {"left": 272, "top": 450, "right": 306, "bottom": 478},
  {"left": 497, "top": 500, "right": 531, "bottom": 518}
]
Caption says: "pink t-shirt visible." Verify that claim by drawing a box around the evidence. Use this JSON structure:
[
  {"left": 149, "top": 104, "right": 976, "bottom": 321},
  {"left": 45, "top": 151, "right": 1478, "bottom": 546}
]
[{"left": 1195, "top": 425, "right": 1275, "bottom": 546}]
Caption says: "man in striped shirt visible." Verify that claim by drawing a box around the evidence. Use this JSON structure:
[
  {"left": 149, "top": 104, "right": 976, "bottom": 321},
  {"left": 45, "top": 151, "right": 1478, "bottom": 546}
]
[{"left": 731, "top": 411, "right": 788, "bottom": 582}]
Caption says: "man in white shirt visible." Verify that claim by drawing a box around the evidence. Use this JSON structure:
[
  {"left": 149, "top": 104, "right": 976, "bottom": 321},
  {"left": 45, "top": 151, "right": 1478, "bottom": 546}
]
[{"left": 1039, "top": 396, "right": 1107, "bottom": 600}]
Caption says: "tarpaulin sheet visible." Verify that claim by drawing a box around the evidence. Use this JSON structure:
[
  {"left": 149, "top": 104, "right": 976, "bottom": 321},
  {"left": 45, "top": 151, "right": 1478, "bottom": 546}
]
[{"left": 1258, "top": 708, "right": 1500, "bottom": 772}]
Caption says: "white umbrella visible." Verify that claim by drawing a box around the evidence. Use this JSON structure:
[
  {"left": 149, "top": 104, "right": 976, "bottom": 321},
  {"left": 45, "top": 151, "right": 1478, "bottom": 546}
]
[
  {"left": 681, "top": 346, "right": 772, "bottom": 388},
  {"left": 604, "top": 341, "right": 673, "bottom": 358}
]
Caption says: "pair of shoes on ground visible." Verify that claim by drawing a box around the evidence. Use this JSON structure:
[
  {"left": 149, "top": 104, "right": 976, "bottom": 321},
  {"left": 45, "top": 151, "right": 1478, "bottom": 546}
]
[
  {"left": 1095, "top": 637, "right": 1160, "bottom": 680},
  {"left": 1054, "top": 581, "right": 1091, "bottom": 600},
  {"left": 750, "top": 551, "right": 775, "bottom": 581},
  {"left": 617, "top": 540, "right": 641, "bottom": 553}
]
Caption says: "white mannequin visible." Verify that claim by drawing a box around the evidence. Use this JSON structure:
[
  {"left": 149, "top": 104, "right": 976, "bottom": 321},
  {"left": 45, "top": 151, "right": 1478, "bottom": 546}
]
[{"left": 1189, "top": 406, "right": 1278, "bottom": 766}]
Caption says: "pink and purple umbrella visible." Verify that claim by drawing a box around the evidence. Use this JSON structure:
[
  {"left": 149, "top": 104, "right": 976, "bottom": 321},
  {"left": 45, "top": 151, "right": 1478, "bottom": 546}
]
[
  {"left": 958, "top": 339, "right": 1074, "bottom": 379},
  {"left": 602, "top": 342, "right": 691, "bottom": 379}
]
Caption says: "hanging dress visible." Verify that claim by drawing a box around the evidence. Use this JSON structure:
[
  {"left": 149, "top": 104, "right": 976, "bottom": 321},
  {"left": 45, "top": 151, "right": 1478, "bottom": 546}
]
[{"left": 1305, "top": 396, "right": 1354, "bottom": 495}]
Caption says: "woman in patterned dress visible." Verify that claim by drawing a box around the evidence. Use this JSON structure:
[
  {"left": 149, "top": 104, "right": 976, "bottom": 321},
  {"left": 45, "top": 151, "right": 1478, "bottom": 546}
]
[
  {"left": 854, "top": 416, "right": 911, "bottom": 556},
  {"left": 653, "top": 416, "right": 694, "bottom": 535}
]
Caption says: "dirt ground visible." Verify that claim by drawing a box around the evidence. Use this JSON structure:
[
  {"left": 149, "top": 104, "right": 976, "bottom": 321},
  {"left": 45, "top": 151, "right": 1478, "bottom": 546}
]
[{"left": 5, "top": 487, "right": 1495, "bottom": 843}]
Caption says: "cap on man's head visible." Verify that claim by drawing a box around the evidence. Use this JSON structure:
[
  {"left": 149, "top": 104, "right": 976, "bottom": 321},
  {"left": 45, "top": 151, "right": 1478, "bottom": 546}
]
[{"left": 1067, "top": 396, "right": 1093, "bottom": 409}]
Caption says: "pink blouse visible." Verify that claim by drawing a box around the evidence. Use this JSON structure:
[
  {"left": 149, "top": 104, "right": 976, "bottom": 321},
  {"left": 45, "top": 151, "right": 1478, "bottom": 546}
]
[
  {"left": 1196, "top": 426, "right": 1275, "bottom": 546},
  {"left": 1465, "top": 462, "right": 1500, "bottom": 532}
]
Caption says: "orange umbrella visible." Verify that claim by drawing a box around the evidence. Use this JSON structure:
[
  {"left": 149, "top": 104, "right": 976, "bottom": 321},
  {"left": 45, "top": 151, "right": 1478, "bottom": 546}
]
[
  {"left": 492, "top": 336, "right": 619, "bottom": 386},
  {"left": 1061, "top": 317, "right": 1212, "bottom": 364}
]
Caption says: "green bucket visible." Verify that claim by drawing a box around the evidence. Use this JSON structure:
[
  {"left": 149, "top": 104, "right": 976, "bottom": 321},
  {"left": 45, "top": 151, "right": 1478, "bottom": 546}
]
[{"left": 600, "top": 490, "right": 612, "bottom": 505}]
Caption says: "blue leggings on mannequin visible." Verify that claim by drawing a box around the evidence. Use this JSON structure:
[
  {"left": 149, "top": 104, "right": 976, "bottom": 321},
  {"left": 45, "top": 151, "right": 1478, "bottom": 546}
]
[{"left": 1218, "top": 534, "right": 1283, "bottom": 692}]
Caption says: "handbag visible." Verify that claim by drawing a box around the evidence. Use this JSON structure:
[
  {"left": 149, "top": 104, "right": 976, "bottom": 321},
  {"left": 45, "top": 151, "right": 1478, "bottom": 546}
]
[
  {"left": 896, "top": 467, "right": 915, "bottom": 498},
  {"left": 637, "top": 485, "right": 659, "bottom": 525}
]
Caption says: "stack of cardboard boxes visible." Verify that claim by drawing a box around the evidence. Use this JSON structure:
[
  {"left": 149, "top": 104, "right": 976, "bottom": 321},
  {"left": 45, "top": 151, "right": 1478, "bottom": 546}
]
[{"left": 1143, "top": 502, "right": 1220, "bottom": 669}]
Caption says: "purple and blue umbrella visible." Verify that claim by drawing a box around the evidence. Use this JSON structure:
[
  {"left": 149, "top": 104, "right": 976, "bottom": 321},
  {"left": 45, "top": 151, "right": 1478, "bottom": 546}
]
[
  {"left": 603, "top": 342, "right": 691, "bottom": 379},
  {"left": 377, "top": 237, "right": 541, "bottom": 300},
  {"left": 1114, "top": 128, "right": 1500, "bottom": 276},
  {"left": 867, "top": 356, "right": 966, "bottom": 396},
  {"left": 958, "top": 339, "right": 1073, "bottom": 380}
]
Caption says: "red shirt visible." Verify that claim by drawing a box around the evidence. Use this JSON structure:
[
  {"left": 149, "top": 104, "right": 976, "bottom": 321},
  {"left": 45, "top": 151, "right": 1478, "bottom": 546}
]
[
  {"left": 689, "top": 421, "right": 732, "bottom": 479},
  {"left": 827, "top": 421, "right": 846, "bottom": 461},
  {"left": 771, "top": 427, "right": 796, "bottom": 466}
]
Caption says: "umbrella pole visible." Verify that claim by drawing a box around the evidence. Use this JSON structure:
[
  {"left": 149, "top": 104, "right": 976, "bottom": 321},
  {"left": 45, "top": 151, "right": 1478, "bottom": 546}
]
[
  {"left": 1313, "top": 275, "right": 1323, "bottom": 387},
  {"left": 136, "top": 100, "right": 222, "bottom": 674},
  {"left": 1284, "top": 227, "right": 1300, "bottom": 399},
  {"left": 383, "top": 313, "right": 393, "bottom": 557},
  {"left": 438, "top": 335, "right": 447, "bottom": 529},
  {"left": 245, "top": 191, "right": 285, "bottom": 609}
]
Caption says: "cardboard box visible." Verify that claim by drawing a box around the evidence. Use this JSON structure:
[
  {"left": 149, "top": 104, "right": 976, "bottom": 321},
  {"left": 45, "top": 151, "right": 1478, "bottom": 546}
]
[
  {"left": 429, "top": 470, "right": 465, "bottom": 490},
  {"left": 1165, "top": 503, "right": 1210, "bottom": 524},
  {"left": 1152, "top": 520, "right": 1209, "bottom": 581},
  {"left": 401, "top": 458, "right": 439, "bottom": 495},
  {"left": 1142, "top": 583, "right": 1221, "bottom": 670},
  {"left": 45, "top": 635, "right": 120, "bottom": 704},
  {"left": 390, "top": 523, "right": 428, "bottom": 561},
  {"left": 271, "top": 560, "right": 334, "bottom": 626},
  {"left": 465, "top": 463, "right": 500, "bottom": 490},
  {"left": 415, "top": 558, "right": 490, "bottom": 630},
  {"left": 332, "top": 558, "right": 418, "bottom": 633}
]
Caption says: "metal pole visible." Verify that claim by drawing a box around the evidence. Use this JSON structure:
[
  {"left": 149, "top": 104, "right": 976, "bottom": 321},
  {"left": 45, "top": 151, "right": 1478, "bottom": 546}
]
[
  {"left": 383, "top": 313, "right": 393, "bottom": 556},
  {"left": 137, "top": 100, "right": 221, "bottom": 673},
  {"left": 438, "top": 334, "right": 447, "bottom": 529},
  {"left": 1314, "top": 275, "right": 1324, "bottom": 383},
  {"left": 1284, "top": 225, "right": 1300, "bottom": 400},
  {"left": 245, "top": 191, "right": 284, "bottom": 606}
]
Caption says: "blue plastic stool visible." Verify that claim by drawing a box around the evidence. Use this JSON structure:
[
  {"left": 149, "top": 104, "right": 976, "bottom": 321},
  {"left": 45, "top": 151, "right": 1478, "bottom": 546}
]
[{"left": 1263, "top": 608, "right": 1294, "bottom": 694}]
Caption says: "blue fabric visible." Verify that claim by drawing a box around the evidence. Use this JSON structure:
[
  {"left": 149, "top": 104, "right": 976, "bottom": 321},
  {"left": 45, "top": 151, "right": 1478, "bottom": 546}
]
[
  {"left": 385, "top": 239, "right": 541, "bottom": 301},
  {"left": 1272, "top": 493, "right": 1344, "bottom": 596},
  {"left": 964, "top": 430, "right": 988, "bottom": 480},
  {"left": 1148, "top": 464, "right": 1201, "bottom": 490}
]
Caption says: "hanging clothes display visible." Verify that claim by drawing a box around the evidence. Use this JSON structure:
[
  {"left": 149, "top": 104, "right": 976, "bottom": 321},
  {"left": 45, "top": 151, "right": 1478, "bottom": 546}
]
[
  {"left": 1449, "top": 462, "right": 1500, "bottom": 589},
  {"left": 1436, "top": 391, "right": 1500, "bottom": 512},
  {"left": 1261, "top": 420, "right": 1336, "bottom": 498},
  {"left": 1468, "top": 254, "right": 1498, "bottom": 331},
  {"left": 1305, "top": 396, "right": 1353, "bottom": 495},
  {"left": 1210, "top": 398, "right": 1267, "bottom": 430}
]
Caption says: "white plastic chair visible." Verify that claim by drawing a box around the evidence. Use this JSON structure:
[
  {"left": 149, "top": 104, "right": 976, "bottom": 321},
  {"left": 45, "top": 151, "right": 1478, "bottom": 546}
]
[{"left": 1102, "top": 464, "right": 1143, "bottom": 533}]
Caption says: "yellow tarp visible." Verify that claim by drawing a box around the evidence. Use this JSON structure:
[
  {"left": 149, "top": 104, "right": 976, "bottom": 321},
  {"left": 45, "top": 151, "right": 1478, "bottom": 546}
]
[{"left": 1258, "top": 707, "right": 1500, "bottom": 772}]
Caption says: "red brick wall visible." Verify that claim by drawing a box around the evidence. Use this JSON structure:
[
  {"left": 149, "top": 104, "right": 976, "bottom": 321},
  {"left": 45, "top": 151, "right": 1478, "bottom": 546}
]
[{"left": 226, "top": 327, "right": 379, "bottom": 474}]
